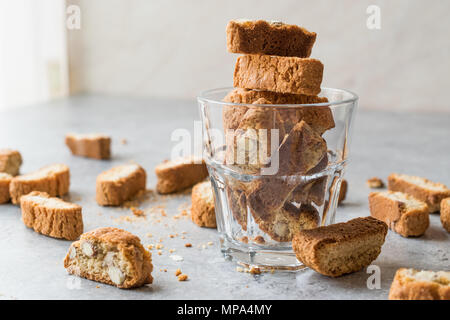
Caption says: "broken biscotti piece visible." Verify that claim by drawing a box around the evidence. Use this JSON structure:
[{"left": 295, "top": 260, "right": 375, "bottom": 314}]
[
  {"left": 20, "top": 191, "right": 83, "bottom": 240},
  {"left": 292, "top": 216, "right": 388, "bottom": 277},
  {"left": 0, "top": 173, "right": 12, "bottom": 204},
  {"left": 155, "top": 156, "right": 208, "bottom": 194},
  {"left": 191, "top": 181, "right": 216, "bottom": 228},
  {"left": 64, "top": 227, "right": 153, "bottom": 289},
  {"left": 65, "top": 133, "right": 111, "bottom": 160},
  {"left": 96, "top": 163, "right": 146, "bottom": 206},
  {"left": 389, "top": 268, "right": 450, "bottom": 300},
  {"left": 388, "top": 173, "right": 450, "bottom": 212},
  {"left": 441, "top": 198, "right": 450, "bottom": 232},
  {"left": 368, "top": 191, "right": 429, "bottom": 237},
  {"left": 9, "top": 164, "right": 70, "bottom": 204},
  {"left": 0, "top": 149, "right": 22, "bottom": 176},
  {"left": 338, "top": 179, "right": 347, "bottom": 204},
  {"left": 226, "top": 20, "right": 317, "bottom": 58},
  {"left": 234, "top": 55, "right": 324, "bottom": 96},
  {"left": 367, "top": 177, "right": 384, "bottom": 189}
]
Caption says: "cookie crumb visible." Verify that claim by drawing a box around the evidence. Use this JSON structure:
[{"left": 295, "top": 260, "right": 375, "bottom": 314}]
[
  {"left": 178, "top": 274, "right": 188, "bottom": 281},
  {"left": 131, "top": 207, "right": 145, "bottom": 217},
  {"left": 253, "top": 236, "right": 265, "bottom": 244},
  {"left": 249, "top": 267, "right": 261, "bottom": 275},
  {"left": 367, "top": 177, "right": 385, "bottom": 189},
  {"left": 175, "top": 269, "right": 182, "bottom": 276},
  {"left": 207, "top": 241, "right": 213, "bottom": 246},
  {"left": 185, "top": 243, "right": 192, "bottom": 247}
]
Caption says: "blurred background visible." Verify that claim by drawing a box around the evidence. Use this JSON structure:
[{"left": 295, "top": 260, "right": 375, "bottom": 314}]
[{"left": 0, "top": 0, "right": 449, "bottom": 112}]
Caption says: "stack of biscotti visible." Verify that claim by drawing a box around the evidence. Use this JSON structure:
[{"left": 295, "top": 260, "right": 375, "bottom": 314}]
[{"left": 224, "top": 20, "right": 332, "bottom": 242}]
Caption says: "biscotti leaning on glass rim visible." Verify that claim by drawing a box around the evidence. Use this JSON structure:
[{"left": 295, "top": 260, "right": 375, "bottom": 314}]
[
  {"left": 64, "top": 227, "right": 153, "bottom": 289},
  {"left": 96, "top": 163, "right": 146, "bottom": 206},
  {"left": 65, "top": 133, "right": 111, "bottom": 160},
  {"left": 0, "top": 149, "right": 22, "bottom": 176}
]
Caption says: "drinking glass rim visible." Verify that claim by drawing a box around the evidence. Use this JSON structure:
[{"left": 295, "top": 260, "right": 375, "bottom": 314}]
[{"left": 197, "top": 87, "right": 358, "bottom": 108}]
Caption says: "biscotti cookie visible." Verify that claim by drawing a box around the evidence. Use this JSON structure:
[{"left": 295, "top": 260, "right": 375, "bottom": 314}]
[
  {"left": 65, "top": 133, "right": 111, "bottom": 160},
  {"left": 389, "top": 268, "right": 450, "bottom": 300},
  {"left": 64, "top": 227, "right": 153, "bottom": 289},
  {"left": 226, "top": 20, "right": 317, "bottom": 58},
  {"left": 292, "top": 216, "right": 388, "bottom": 277},
  {"left": 226, "top": 185, "right": 248, "bottom": 231},
  {"left": 96, "top": 163, "right": 146, "bottom": 206},
  {"left": 155, "top": 156, "right": 208, "bottom": 194},
  {"left": 191, "top": 181, "right": 216, "bottom": 228},
  {"left": 338, "top": 179, "right": 347, "bottom": 204},
  {"left": 388, "top": 173, "right": 450, "bottom": 212},
  {"left": 9, "top": 164, "right": 70, "bottom": 204},
  {"left": 20, "top": 191, "right": 83, "bottom": 240},
  {"left": 441, "top": 198, "right": 450, "bottom": 232},
  {"left": 234, "top": 55, "right": 324, "bottom": 96},
  {"left": 0, "top": 149, "right": 22, "bottom": 176},
  {"left": 369, "top": 191, "right": 429, "bottom": 237},
  {"left": 0, "top": 173, "right": 12, "bottom": 204}
]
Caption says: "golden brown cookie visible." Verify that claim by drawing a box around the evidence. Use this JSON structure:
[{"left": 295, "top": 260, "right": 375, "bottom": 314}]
[
  {"left": 367, "top": 177, "right": 384, "bottom": 189},
  {"left": 191, "top": 181, "right": 216, "bottom": 228},
  {"left": 338, "top": 179, "right": 347, "bottom": 204},
  {"left": 0, "top": 172, "right": 12, "bottom": 204},
  {"left": 96, "top": 163, "right": 146, "bottom": 206},
  {"left": 440, "top": 198, "right": 450, "bottom": 232},
  {"left": 9, "top": 164, "right": 70, "bottom": 204},
  {"left": 226, "top": 185, "right": 248, "bottom": 231},
  {"left": 20, "top": 191, "right": 83, "bottom": 240},
  {"left": 0, "top": 149, "right": 22, "bottom": 176},
  {"left": 65, "top": 133, "right": 111, "bottom": 160},
  {"left": 64, "top": 227, "right": 153, "bottom": 289}
]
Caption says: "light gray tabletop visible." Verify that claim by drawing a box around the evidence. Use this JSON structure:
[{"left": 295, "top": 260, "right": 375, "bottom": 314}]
[{"left": 0, "top": 95, "right": 448, "bottom": 300}]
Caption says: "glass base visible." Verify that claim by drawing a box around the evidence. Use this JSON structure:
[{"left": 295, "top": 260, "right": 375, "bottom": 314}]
[{"left": 220, "top": 237, "right": 306, "bottom": 272}]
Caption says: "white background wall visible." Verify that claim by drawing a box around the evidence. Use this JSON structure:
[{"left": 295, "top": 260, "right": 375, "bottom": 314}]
[{"left": 67, "top": 0, "right": 450, "bottom": 112}]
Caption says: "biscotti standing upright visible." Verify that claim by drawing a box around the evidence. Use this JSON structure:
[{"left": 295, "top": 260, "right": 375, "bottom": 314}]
[
  {"left": 388, "top": 173, "right": 450, "bottom": 212},
  {"left": 389, "top": 268, "right": 450, "bottom": 300},
  {"left": 155, "top": 156, "right": 208, "bottom": 194},
  {"left": 191, "top": 181, "right": 216, "bottom": 228},
  {"left": 226, "top": 20, "right": 317, "bottom": 58},
  {"left": 96, "top": 163, "right": 146, "bottom": 206},
  {"left": 234, "top": 55, "right": 324, "bottom": 96},
  {"left": 441, "top": 198, "right": 450, "bottom": 232},
  {"left": 292, "top": 216, "right": 388, "bottom": 277},
  {"left": 64, "top": 227, "right": 153, "bottom": 289},
  {"left": 9, "top": 164, "right": 70, "bottom": 204},
  {"left": 0, "top": 149, "right": 22, "bottom": 176},
  {"left": 20, "top": 191, "right": 83, "bottom": 240},
  {"left": 65, "top": 133, "right": 111, "bottom": 160},
  {"left": 369, "top": 191, "right": 429, "bottom": 237},
  {"left": 0, "top": 172, "right": 12, "bottom": 204},
  {"left": 338, "top": 179, "right": 348, "bottom": 204}
]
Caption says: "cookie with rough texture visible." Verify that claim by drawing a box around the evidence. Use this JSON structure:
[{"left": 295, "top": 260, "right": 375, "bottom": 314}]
[
  {"left": 338, "top": 179, "right": 347, "bottom": 204},
  {"left": 388, "top": 173, "right": 450, "bottom": 212},
  {"left": 0, "top": 149, "right": 22, "bottom": 176},
  {"left": 65, "top": 133, "right": 111, "bottom": 160},
  {"left": 234, "top": 55, "right": 324, "bottom": 96},
  {"left": 226, "top": 20, "right": 316, "bottom": 58},
  {"left": 389, "top": 268, "right": 450, "bottom": 300},
  {"left": 96, "top": 163, "right": 146, "bottom": 206},
  {"left": 226, "top": 185, "right": 248, "bottom": 231},
  {"left": 155, "top": 156, "right": 208, "bottom": 194},
  {"left": 440, "top": 198, "right": 450, "bottom": 232},
  {"left": 64, "top": 227, "right": 153, "bottom": 289},
  {"left": 0, "top": 172, "right": 12, "bottom": 204},
  {"left": 292, "top": 216, "right": 388, "bottom": 277},
  {"left": 20, "top": 191, "right": 83, "bottom": 240},
  {"left": 9, "top": 164, "right": 70, "bottom": 204},
  {"left": 369, "top": 191, "right": 430, "bottom": 237},
  {"left": 191, "top": 181, "right": 216, "bottom": 228}
]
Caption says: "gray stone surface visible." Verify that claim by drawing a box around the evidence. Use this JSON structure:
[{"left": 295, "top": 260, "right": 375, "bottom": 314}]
[{"left": 0, "top": 95, "right": 448, "bottom": 300}]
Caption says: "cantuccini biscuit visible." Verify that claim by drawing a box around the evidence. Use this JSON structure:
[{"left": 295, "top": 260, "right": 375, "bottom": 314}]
[
  {"left": 226, "top": 185, "right": 248, "bottom": 231},
  {"left": 234, "top": 55, "right": 324, "bottom": 96},
  {"left": 440, "top": 198, "right": 450, "bottom": 232},
  {"left": 368, "top": 191, "right": 429, "bottom": 237},
  {"left": 0, "top": 173, "right": 12, "bottom": 204},
  {"left": 9, "top": 164, "right": 70, "bottom": 204},
  {"left": 388, "top": 173, "right": 450, "bottom": 212},
  {"left": 226, "top": 20, "right": 317, "bottom": 58},
  {"left": 155, "top": 156, "right": 208, "bottom": 194},
  {"left": 292, "top": 216, "right": 388, "bottom": 277},
  {"left": 389, "top": 268, "right": 450, "bottom": 300},
  {"left": 65, "top": 133, "right": 111, "bottom": 160},
  {"left": 191, "top": 181, "right": 216, "bottom": 228},
  {"left": 96, "top": 163, "right": 146, "bottom": 206},
  {"left": 338, "top": 179, "right": 347, "bottom": 204},
  {"left": 0, "top": 149, "right": 22, "bottom": 176},
  {"left": 20, "top": 191, "right": 83, "bottom": 240},
  {"left": 64, "top": 227, "right": 153, "bottom": 289}
]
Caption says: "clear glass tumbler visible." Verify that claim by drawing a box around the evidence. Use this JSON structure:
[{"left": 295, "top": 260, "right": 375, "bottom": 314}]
[{"left": 198, "top": 87, "right": 358, "bottom": 270}]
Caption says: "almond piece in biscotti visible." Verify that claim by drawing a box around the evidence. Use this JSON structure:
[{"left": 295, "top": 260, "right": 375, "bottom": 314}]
[
  {"left": 20, "top": 191, "right": 83, "bottom": 240},
  {"left": 0, "top": 173, "right": 12, "bottom": 204},
  {"left": 368, "top": 191, "right": 430, "bottom": 237},
  {"left": 65, "top": 133, "right": 111, "bottom": 160},
  {"left": 96, "top": 163, "right": 146, "bottom": 206},
  {"left": 9, "top": 164, "right": 70, "bottom": 204},
  {"left": 191, "top": 181, "right": 216, "bottom": 228},
  {"left": 64, "top": 227, "right": 153, "bottom": 289},
  {"left": 0, "top": 149, "right": 22, "bottom": 176}
]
